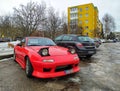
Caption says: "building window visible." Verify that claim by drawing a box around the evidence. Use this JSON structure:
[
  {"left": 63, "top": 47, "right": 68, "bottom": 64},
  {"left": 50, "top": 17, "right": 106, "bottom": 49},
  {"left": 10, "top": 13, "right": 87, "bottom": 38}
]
[
  {"left": 80, "top": 20, "right": 82, "bottom": 24},
  {"left": 85, "top": 20, "right": 88, "bottom": 23},
  {"left": 70, "top": 7, "right": 78, "bottom": 12},
  {"left": 70, "top": 13, "right": 78, "bottom": 19},
  {"left": 85, "top": 26, "right": 89, "bottom": 30},
  {"left": 80, "top": 14, "right": 82, "bottom": 18},
  {"left": 70, "top": 19, "right": 78, "bottom": 25},
  {"left": 80, "top": 8, "right": 82, "bottom": 12},
  {"left": 85, "top": 13, "right": 88, "bottom": 17},
  {"left": 86, "top": 7, "right": 88, "bottom": 10}
]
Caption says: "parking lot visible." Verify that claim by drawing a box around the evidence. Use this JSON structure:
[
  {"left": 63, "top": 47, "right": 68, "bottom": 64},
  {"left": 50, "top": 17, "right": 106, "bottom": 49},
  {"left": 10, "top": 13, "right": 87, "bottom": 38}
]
[{"left": 0, "top": 43, "right": 120, "bottom": 91}]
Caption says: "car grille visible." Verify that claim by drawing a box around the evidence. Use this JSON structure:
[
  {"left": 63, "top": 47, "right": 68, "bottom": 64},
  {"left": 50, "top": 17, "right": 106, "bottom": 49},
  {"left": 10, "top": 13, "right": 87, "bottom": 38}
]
[
  {"left": 85, "top": 46, "right": 95, "bottom": 49},
  {"left": 43, "top": 68, "right": 52, "bottom": 72},
  {"left": 82, "top": 43, "right": 95, "bottom": 49},
  {"left": 55, "top": 65, "right": 73, "bottom": 72}
]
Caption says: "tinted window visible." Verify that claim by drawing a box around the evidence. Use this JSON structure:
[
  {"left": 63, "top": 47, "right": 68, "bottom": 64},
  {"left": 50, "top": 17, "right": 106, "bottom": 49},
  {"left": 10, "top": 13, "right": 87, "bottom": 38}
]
[
  {"left": 78, "top": 36, "right": 93, "bottom": 42},
  {"left": 69, "top": 36, "right": 77, "bottom": 41},
  {"left": 27, "top": 38, "right": 56, "bottom": 46},
  {"left": 62, "top": 36, "right": 70, "bottom": 41},
  {"left": 55, "top": 35, "right": 63, "bottom": 41}
]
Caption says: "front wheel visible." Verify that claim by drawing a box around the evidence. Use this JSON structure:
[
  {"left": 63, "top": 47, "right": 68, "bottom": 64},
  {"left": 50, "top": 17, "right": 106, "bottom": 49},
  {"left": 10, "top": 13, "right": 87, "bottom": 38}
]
[
  {"left": 13, "top": 51, "right": 16, "bottom": 62},
  {"left": 25, "top": 57, "right": 33, "bottom": 78}
]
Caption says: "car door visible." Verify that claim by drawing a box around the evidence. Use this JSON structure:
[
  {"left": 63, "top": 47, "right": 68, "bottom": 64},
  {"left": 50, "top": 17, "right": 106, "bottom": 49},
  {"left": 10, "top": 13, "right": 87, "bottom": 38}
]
[
  {"left": 16, "top": 39, "right": 26, "bottom": 66},
  {"left": 62, "top": 36, "right": 77, "bottom": 48},
  {"left": 58, "top": 35, "right": 70, "bottom": 47}
]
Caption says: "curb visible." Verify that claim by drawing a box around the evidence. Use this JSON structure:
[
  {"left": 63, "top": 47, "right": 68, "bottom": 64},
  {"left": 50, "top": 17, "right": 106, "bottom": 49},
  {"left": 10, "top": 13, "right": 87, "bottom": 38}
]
[{"left": 0, "top": 54, "right": 13, "bottom": 60}]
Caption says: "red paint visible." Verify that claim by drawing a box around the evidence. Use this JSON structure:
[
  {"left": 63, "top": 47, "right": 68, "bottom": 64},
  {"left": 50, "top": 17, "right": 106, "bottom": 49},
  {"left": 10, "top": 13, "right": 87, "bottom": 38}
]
[{"left": 14, "top": 37, "right": 80, "bottom": 78}]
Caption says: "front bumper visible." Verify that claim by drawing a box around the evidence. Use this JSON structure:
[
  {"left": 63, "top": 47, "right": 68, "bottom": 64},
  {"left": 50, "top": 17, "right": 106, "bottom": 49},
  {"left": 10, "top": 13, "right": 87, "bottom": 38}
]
[
  {"left": 77, "top": 49, "right": 96, "bottom": 57},
  {"left": 31, "top": 55, "right": 80, "bottom": 78},
  {"left": 32, "top": 66, "right": 79, "bottom": 78}
]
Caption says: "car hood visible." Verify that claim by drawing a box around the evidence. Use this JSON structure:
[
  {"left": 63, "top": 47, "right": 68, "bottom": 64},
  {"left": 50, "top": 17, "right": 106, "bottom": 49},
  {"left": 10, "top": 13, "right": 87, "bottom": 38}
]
[{"left": 28, "top": 46, "right": 69, "bottom": 56}]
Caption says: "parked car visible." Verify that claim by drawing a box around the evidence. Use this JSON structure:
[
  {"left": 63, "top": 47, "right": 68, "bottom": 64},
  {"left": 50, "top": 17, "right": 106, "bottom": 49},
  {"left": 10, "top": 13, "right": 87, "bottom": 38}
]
[
  {"left": 101, "top": 39, "right": 106, "bottom": 43},
  {"left": 54, "top": 34, "right": 96, "bottom": 58},
  {"left": 14, "top": 37, "right": 80, "bottom": 78},
  {"left": 0, "top": 38, "right": 11, "bottom": 42},
  {"left": 106, "top": 39, "right": 114, "bottom": 43},
  {"left": 113, "top": 39, "right": 117, "bottom": 43},
  {"left": 93, "top": 38, "right": 101, "bottom": 48}
]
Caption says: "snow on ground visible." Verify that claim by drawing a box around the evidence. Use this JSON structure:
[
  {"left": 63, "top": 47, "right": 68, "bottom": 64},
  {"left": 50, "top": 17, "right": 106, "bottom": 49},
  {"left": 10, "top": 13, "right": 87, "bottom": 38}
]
[{"left": 0, "top": 42, "right": 120, "bottom": 91}]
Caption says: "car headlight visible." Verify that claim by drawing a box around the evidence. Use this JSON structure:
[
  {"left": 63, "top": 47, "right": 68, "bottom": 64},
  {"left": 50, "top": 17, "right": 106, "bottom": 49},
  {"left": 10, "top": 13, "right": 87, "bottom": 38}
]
[
  {"left": 70, "top": 48, "right": 76, "bottom": 54},
  {"left": 43, "top": 59, "right": 54, "bottom": 62},
  {"left": 38, "top": 48, "right": 50, "bottom": 56},
  {"left": 42, "top": 49, "right": 48, "bottom": 56},
  {"left": 68, "top": 47, "right": 76, "bottom": 54}
]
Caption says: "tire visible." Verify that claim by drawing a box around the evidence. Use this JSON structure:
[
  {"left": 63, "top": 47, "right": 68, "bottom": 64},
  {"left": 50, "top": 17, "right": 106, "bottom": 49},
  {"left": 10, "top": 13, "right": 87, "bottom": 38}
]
[
  {"left": 25, "top": 57, "right": 33, "bottom": 78},
  {"left": 13, "top": 51, "right": 16, "bottom": 62}
]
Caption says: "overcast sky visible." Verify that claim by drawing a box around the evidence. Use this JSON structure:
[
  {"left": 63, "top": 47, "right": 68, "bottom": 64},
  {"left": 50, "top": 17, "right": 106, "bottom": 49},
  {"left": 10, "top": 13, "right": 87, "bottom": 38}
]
[{"left": 0, "top": 0, "right": 120, "bottom": 31}]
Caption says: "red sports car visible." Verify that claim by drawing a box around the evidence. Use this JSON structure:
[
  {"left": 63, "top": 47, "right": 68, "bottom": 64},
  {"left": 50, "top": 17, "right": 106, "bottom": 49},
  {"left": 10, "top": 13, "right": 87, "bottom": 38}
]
[{"left": 14, "top": 37, "right": 80, "bottom": 78}]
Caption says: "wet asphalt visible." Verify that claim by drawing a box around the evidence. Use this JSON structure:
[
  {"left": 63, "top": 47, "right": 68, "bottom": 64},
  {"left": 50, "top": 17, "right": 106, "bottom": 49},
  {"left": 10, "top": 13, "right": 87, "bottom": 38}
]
[{"left": 0, "top": 42, "right": 120, "bottom": 91}]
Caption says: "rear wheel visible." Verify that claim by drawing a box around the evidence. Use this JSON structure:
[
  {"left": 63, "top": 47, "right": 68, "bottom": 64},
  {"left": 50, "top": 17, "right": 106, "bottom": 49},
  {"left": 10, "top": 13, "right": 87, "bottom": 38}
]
[{"left": 25, "top": 57, "right": 33, "bottom": 78}]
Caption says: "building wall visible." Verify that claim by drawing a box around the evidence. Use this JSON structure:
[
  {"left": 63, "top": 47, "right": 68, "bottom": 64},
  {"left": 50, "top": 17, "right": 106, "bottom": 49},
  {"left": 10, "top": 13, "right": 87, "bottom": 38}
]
[
  {"left": 68, "top": 3, "right": 102, "bottom": 38},
  {"left": 97, "top": 20, "right": 103, "bottom": 38}
]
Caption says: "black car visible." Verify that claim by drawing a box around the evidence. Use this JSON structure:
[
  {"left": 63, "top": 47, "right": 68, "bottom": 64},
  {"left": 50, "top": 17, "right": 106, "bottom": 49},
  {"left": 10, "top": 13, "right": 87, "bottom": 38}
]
[
  {"left": 54, "top": 34, "right": 96, "bottom": 58},
  {"left": 93, "top": 38, "right": 101, "bottom": 48}
]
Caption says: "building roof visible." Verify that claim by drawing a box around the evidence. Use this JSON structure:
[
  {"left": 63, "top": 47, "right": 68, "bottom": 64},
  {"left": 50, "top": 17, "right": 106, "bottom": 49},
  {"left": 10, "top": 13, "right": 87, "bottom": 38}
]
[{"left": 68, "top": 3, "right": 94, "bottom": 8}]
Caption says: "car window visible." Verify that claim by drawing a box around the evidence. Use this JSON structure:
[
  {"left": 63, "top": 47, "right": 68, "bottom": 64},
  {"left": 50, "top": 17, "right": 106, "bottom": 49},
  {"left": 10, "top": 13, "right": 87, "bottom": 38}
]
[
  {"left": 78, "top": 36, "right": 93, "bottom": 42},
  {"left": 62, "top": 35, "right": 70, "bottom": 41},
  {"left": 55, "top": 35, "right": 64, "bottom": 41},
  {"left": 27, "top": 38, "right": 56, "bottom": 46},
  {"left": 69, "top": 36, "right": 77, "bottom": 41}
]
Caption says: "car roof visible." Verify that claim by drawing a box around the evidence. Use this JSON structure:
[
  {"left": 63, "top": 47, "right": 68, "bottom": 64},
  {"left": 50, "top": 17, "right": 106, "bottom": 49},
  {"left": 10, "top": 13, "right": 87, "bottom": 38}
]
[
  {"left": 25, "top": 37, "right": 50, "bottom": 39},
  {"left": 60, "top": 34, "right": 88, "bottom": 37}
]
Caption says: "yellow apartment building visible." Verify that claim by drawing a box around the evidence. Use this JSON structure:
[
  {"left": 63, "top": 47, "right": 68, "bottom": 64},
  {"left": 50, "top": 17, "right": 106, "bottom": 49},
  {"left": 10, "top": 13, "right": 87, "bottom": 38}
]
[
  {"left": 68, "top": 3, "right": 102, "bottom": 38},
  {"left": 97, "top": 20, "right": 103, "bottom": 38}
]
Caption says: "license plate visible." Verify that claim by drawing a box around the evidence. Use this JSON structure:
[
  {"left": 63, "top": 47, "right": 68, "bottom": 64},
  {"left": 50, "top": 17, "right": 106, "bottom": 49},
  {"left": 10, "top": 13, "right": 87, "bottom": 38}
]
[
  {"left": 88, "top": 51, "right": 94, "bottom": 54},
  {"left": 64, "top": 69, "right": 73, "bottom": 74}
]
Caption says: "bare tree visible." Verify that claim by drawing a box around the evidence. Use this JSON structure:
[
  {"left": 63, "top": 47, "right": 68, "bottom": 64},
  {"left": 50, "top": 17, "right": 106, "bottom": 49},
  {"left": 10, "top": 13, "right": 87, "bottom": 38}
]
[
  {"left": 13, "top": 1, "right": 46, "bottom": 37},
  {"left": 61, "top": 12, "right": 68, "bottom": 34},
  {"left": 0, "top": 15, "right": 16, "bottom": 39},
  {"left": 102, "top": 14, "right": 116, "bottom": 36},
  {"left": 45, "top": 7, "right": 61, "bottom": 39},
  {"left": 0, "top": 15, "right": 22, "bottom": 39},
  {"left": 0, "top": 16, "right": 10, "bottom": 37},
  {"left": 70, "top": 20, "right": 77, "bottom": 34},
  {"left": 70, "top": 20, "right": 83, "bottom": 35}
]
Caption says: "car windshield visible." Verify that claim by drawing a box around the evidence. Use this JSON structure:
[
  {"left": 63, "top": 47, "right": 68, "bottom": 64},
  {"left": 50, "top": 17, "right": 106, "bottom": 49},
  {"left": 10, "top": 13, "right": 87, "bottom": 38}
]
[
  {"left": 27, "top": 38, "right": 56, "bottom": 46},
  {"left": 78, "top": 36, "right": 93, "bottom": 42}
]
